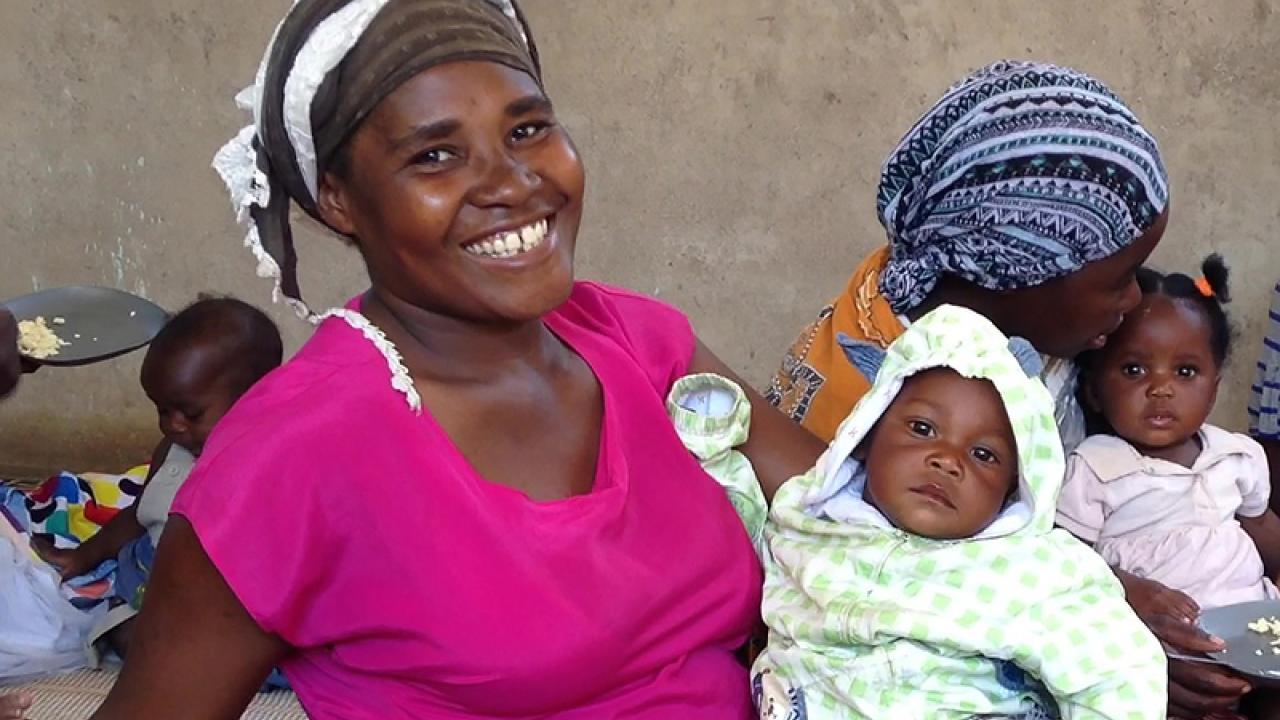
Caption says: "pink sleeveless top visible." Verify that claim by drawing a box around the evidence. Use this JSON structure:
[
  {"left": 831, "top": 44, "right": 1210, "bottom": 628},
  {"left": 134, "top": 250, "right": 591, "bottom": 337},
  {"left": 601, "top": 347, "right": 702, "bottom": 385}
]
[{"left": 172, "top": 282, "right": 761, "bottom": 719}]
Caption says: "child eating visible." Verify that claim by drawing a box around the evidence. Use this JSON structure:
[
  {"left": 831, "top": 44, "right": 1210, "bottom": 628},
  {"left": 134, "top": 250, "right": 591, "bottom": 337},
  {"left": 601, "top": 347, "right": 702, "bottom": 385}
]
[
  {"left": 34, "top": 296, "right": 282, "bottom": 658},
  {"left": 670, "top": 305, "right": 1165, "bottom": 719}
]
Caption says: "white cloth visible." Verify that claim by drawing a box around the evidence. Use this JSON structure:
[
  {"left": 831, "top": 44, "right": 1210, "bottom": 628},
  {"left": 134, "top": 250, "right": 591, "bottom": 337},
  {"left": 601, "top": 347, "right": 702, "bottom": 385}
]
[
  {"left": 1057, "top": 425, "right": 1276, "bottom": 609},
  {"left": 0, "top": 535, "right": 104, "bottom": 681},
  {"left": 135, "top": 444, "right": 196, "bottom": 546}
]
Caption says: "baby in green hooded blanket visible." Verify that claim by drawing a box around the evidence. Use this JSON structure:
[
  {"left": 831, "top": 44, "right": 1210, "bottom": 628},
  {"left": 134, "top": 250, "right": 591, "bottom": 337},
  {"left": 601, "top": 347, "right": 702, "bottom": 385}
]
[{"left": 667, "top": 304, "right": 1166, "bottom": 720}]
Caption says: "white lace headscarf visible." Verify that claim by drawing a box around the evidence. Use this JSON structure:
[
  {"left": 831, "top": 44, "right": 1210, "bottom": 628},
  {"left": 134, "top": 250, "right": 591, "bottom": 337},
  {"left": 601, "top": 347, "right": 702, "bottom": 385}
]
[
  {"left": 210, "top": 0, "right": 539, "bottom": 411},
  {"left": 212, "top": 0, "right": 538, "bottom": 322}
]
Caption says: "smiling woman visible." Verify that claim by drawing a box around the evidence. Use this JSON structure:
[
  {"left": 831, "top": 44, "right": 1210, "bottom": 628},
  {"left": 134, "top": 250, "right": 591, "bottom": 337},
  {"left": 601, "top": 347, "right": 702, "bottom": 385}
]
[
  {"left": 316, "top": 60, "right": 585, "bottom": 326},
  {"left": 86, "top": 2, "right": 824, "bottom": 719}
]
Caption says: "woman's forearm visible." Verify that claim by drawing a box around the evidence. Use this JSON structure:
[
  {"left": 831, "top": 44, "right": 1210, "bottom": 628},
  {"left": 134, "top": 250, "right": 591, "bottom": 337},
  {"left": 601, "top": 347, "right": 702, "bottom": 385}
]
[{"left": 1240, "top": 510, "right": 1280, "bottom": 578}]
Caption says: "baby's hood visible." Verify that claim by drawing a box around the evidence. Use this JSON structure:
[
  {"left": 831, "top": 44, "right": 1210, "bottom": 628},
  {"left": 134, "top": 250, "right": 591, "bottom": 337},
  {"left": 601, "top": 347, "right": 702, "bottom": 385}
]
[{"left": 802, "top": 304, "right": 1065, "bottom": 539}]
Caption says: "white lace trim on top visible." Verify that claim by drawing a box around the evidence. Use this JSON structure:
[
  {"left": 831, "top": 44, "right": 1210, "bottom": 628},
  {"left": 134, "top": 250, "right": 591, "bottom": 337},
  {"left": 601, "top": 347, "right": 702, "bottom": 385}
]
[{"left": 317, "top": 308, "right": 422, "bottom": 413}]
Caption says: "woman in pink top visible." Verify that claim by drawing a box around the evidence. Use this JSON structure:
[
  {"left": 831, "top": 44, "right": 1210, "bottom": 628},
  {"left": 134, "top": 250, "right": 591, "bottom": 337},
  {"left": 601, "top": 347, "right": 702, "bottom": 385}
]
[{"left": 89, "top": 1, "right": 824, "bottom": 718}]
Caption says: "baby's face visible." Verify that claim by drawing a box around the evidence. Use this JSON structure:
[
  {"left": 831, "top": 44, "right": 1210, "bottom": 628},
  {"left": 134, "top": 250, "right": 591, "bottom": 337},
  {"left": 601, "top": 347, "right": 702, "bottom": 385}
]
[
  {"left": 141, "top": 345, "right": 240, "bottom": 457},
  {"left": 861, "top": 368, "right": 1018, "bottom": 540},
  {"left": 1087, "top": 294, "right": 1219, "bottom": 456}
]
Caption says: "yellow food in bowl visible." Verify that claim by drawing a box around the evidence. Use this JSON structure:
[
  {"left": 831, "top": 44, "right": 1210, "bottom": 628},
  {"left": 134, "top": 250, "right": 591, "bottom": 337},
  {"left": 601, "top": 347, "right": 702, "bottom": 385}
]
[{"left": 17, "top": 316, "right": 70, "bottom": 359}]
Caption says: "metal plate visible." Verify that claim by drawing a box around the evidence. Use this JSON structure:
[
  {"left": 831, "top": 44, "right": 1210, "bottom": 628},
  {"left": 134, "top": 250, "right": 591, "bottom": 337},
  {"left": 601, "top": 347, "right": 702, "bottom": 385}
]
[
  {"left": 3, "top": 286, "right": 168, "bottom": 366},
  {"left": 1200, "top": 599, "right": 1280, "bottom": 683}
]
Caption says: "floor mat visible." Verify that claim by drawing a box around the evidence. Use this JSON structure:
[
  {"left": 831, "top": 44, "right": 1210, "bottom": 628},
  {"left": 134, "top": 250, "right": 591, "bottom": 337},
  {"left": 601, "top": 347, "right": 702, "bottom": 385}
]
[{"left": 5, "top": 668, "right": 307, "bottom": 719}]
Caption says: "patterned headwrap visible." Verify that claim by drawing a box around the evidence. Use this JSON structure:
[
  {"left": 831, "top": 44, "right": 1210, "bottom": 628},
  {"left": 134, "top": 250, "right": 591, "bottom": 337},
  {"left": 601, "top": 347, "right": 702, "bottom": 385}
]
[
  {"left": 876, "top": 60, "right": 1169, "bottom": 314},
  {"left": 212, "top": 0, "right": 540, "bottom": 320}
]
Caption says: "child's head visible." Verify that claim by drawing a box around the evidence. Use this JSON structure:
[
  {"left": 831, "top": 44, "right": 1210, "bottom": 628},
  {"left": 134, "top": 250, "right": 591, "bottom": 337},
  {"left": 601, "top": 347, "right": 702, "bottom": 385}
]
[
  {"left": 831, "top": 305, "right": 1063, "bottom": 543},
  {"left": 140, "top": 297, "right": 283, "bottom": 456},
  {"left": 859, "top": 368, "right": 1019, "bottom": 541},
  {"left": 1079, "top": 254, "right": 1232, "bottom": 454}
]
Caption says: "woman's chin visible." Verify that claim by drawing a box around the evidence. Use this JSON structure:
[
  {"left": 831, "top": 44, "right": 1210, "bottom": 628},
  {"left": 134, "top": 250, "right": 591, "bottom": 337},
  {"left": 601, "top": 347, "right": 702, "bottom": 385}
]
[{"left": 479, "top": 271, "right": 577, "bottom": 323}]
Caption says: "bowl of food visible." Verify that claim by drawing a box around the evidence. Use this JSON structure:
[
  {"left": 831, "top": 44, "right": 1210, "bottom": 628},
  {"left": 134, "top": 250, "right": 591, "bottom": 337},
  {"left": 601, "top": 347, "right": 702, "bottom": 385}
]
[
  {"left": 1198, "top": 599, "right": 1280, "bottom": 687},
  {"left": 4, "top": 286, "right": 168, "bottom": 366}
]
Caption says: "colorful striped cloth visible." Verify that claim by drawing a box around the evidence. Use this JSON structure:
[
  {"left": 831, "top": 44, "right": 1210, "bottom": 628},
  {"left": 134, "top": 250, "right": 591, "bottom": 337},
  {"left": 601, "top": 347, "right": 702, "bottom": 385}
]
[
  {"left": 2, "top": 465, "right": 149, "bottom": 608},
  {"left": 26, "top": 467, "right": 147, "bottom": 546},
  {"left": 1249, "top": 281, "right": 1280, "bottom": 440}
]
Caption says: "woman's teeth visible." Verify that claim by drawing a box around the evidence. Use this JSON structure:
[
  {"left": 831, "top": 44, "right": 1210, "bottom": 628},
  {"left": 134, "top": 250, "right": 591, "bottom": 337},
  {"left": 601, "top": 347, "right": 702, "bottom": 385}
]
[{"left": 464, "top": 218, "right": 549, "bottom": 259}]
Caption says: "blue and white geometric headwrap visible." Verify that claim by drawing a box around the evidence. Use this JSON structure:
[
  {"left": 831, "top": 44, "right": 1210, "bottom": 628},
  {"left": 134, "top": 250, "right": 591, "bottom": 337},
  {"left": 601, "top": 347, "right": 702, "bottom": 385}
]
[{"left": 876, "top": 60, "right": 1170, "bottom": 314}]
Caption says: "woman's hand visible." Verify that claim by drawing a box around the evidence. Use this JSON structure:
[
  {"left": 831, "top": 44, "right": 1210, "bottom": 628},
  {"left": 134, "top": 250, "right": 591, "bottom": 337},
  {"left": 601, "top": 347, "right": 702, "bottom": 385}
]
[
  {"left": 1161, "top": 618, "right": 1251, "bottom": 718},
  {"left": 31, "top": 536, "right": 98, "bottom": 580},
  {"left": 0, "top": 308, "right": 20, "bottom": 398},
  {"left": 1150, "top": 611, "right": 1251, "bottom": 717},
  {"left": 1123, "top": 570, "right": 1200, "bottom": 623},
  {"left": 1118, "top": 571, "right": 1250, "bottom": 716}
]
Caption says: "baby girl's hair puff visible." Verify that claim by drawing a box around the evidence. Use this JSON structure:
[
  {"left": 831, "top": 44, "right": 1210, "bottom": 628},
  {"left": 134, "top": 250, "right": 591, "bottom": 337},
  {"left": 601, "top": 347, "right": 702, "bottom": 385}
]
[{"left": 1133, "top": 253, "right": 1234, "bottom": 366}]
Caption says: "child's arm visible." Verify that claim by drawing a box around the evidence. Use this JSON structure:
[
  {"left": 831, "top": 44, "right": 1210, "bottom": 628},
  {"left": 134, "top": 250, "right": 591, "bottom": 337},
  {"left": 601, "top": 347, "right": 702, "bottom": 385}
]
[
  {"left": 1237, "top": 436, "right": 1280, "bottom": 576},
  {"left": 33, "top": 440, "right": 170, "bottom": 579},
  {"left": 1239, "top": 510, "right": 1280, "bottom": 578},
  {"left": 688, "top": 341, "right": 826, "bottom": 502},
  {"left": 667, "top": 372, "right": 768, "bottom": 554}
]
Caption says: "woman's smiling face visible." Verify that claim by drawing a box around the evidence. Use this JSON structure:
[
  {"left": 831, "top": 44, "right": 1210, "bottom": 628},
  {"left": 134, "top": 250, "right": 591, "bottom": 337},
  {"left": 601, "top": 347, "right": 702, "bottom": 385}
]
[{"left": 318, "top": 60, "right": 586, "bottom": 323}]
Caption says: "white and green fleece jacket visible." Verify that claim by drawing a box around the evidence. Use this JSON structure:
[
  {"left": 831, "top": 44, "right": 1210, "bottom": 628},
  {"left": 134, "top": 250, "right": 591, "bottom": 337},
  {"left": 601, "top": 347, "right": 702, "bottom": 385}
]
[{"left": 668, "top": 305, "right": 1165, "bottom": 720}]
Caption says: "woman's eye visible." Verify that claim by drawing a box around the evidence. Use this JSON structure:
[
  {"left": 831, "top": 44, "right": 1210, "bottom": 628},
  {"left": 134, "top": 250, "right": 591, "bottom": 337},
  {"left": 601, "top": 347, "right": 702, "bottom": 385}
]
[
  {"left": 511, "top": 121, "right": 551, "bottom": 142},
  {"left": 971, "top": 447, "right": 998, "bottom": 464},
  {"left": 1121, "top": 363, "right": 1144, "bottom": 377},
  {"left": 1177, "top": 365, "right": 1199, "bottom": 378},
  {"left": 413, "top": 148, "right": 458, "bottom": 166},
  {"left": 908, "top": 420, "right": 935, "bottom": 437}
]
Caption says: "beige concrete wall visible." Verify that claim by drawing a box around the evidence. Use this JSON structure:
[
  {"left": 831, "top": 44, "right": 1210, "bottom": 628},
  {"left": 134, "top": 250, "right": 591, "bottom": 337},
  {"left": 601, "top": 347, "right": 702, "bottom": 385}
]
[{"left": 1, "top": 0, "right": 1277, "bottom": 475}]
